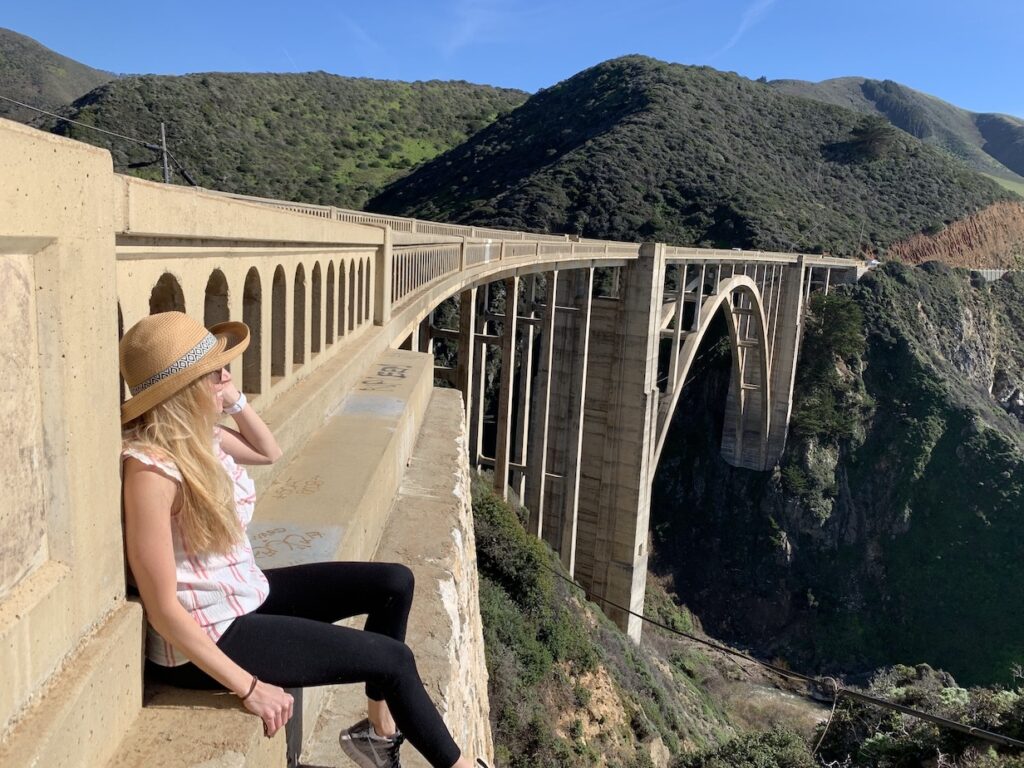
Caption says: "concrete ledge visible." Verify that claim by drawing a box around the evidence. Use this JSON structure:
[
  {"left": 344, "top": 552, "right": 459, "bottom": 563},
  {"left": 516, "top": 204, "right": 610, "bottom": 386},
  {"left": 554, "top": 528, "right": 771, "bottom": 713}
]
[
  {"left": 108, "top": 686, "right": 285, "bottom": 768},
  {"left": 301, "top": 388, "right": 493, "bottom": 767},
  {"left": 0, "top": 601, "right": 143, "bottom": 768}
]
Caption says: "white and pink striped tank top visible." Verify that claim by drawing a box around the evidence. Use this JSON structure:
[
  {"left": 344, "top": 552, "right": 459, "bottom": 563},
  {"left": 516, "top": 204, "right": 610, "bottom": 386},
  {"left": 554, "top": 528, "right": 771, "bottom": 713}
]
[{"left": 122, "top": 429, "right": 269, "bottom": 667}]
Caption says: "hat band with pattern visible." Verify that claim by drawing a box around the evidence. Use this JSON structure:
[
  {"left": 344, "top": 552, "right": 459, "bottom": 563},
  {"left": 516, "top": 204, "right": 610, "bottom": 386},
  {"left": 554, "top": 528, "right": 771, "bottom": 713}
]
[{"left": 129, "top": 333, "right": 217, "bottom": 396}]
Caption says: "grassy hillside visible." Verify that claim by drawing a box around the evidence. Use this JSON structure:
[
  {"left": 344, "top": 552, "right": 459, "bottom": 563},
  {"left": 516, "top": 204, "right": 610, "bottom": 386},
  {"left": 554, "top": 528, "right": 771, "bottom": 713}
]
[
  {"left": 0, "top": 27, "right": 111, "bottom": 122},
  {"left": 370, "top": 57, "right": 1013, "bottom": 256},
  {"left": 770, "top": 76, "right": 1024, "bottom": 184},
  {"left": 470, "top": 475, "right": 841, "bottom": 766},
  {"left": 46, "top": 72, "right": 526, "bottom": 209}
]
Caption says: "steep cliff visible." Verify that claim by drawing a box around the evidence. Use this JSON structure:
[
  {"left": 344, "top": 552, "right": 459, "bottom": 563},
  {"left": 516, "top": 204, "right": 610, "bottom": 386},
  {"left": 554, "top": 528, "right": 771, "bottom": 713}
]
[
  {"left": 650, "top": 264, "right": 1024, "bottom": 687},
  {"left": 886, "top": 201, "right": 1024, "bottom": 269},
  {"left": 471, "top": 479, "right": 830, "bottom": 767}
]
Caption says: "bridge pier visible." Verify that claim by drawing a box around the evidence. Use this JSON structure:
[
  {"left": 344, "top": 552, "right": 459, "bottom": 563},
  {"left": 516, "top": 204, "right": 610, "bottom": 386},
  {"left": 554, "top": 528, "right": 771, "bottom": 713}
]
[
  {"left": 573, "top": 245, "right": 665, "bottom": 640},
  {"left": 526, "top": 268, "right": 593, "bottom": 574},
  {"left": 765, "top": 257, "right": 808, "bottom": 465},
  {"left": 493, "top": 276, "right": 519, "bottom": 498}
]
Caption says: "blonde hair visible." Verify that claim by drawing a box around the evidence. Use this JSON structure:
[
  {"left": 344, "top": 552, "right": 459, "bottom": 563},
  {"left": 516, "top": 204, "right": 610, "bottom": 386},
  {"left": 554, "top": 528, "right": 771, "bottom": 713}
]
[{"left": 124, "top": 375, "right": 241, "bottom": 555}]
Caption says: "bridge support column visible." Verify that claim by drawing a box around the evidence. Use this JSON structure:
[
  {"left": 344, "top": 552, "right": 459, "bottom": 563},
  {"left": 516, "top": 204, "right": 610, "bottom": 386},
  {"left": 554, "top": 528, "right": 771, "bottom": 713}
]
[
  {"left": 526, "top": 271, "right": 558, "bottom": 537},
  {"left": 511, "top": 275, "right": 539, "bottom": 501},
  {"left": 493, "top": 276, "right": 519, "bottom": 498},
  {"left": 373, "top": 227, "right": 392, "bottom": 325},
  {"left": 530, "top": 269, "right": 593, "bottom": 574},
  {"left": 458, "top": 286, "right": 487, "bottom": 466},
  {"left": 574, "top": 244, "right": 665, "bottom": 642},
  {"left": 765, "top": 256, "right": 807, "bottom": 464}
]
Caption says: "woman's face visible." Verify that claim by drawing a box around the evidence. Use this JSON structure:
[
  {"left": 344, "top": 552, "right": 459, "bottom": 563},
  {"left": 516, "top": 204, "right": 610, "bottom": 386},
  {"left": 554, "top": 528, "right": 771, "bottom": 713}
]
[{"left": 205, "top": 367, "right": 231, "bottom": 414}]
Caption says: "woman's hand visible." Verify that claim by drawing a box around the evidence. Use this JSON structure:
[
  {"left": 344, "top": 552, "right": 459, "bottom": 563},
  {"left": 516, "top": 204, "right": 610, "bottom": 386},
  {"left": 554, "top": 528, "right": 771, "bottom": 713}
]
[
  {"left": 219, "top": 370, "right": 243, "bottom": 412},
  {"left": 241, "top": 680, "right": 294, "bottom": 738}
]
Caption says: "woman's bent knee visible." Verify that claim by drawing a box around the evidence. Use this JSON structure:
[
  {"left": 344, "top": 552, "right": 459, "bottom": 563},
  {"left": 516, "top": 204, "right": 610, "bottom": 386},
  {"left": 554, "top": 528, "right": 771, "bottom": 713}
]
[{"left": 382, "top": 563, "right": 415, "bottom": 599}]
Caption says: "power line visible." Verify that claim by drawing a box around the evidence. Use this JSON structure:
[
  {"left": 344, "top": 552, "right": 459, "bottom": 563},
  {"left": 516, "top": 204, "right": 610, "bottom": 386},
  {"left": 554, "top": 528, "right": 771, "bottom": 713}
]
[
  {"left": 539, "top": 562, "right": 1024, "bottom": 751},
  {"left": 0, "top": 94, "right": 160, "bottom": 150},
  {"left": 0, "top": 94, "right": 197, "bottom": 185}
]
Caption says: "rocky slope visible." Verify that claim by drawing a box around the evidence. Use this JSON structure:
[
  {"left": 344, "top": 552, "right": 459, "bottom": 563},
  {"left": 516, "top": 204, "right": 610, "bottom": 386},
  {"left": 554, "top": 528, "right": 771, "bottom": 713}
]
[
  {"left": 885, "top": 201, "right": 1024, "bottom": 269},
  {"left": 650, "top": 264, "right": 1024, "bottom": 688}
]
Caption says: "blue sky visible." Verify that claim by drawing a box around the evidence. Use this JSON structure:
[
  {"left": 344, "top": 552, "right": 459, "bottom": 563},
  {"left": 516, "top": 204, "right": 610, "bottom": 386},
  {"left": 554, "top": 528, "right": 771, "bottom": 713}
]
[{"left": 5, "top": 0, "right": 1023, "bottom": 117}]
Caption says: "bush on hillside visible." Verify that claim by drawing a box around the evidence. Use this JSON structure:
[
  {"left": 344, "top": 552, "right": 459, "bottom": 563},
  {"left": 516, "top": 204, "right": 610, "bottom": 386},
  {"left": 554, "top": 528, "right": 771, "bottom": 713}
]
[{"left": 672, "top": 727, "right": 816, "bottom": 768}]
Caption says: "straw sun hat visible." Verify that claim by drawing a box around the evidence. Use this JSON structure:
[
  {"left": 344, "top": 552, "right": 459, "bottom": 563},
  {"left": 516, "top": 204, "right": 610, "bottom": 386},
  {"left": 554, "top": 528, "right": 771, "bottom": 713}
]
[{"left": 120, "top": 312, "right": 249, "bottom": 424}]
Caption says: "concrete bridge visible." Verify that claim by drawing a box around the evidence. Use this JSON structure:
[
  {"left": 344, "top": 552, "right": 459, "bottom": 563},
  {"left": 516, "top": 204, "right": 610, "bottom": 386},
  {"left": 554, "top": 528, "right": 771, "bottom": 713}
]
[
  {"left": 223, "top": 193, "right": 859, "bottom": 640},
  {"left": 0, "top": 119, "right": 859, "bottom": 766}
]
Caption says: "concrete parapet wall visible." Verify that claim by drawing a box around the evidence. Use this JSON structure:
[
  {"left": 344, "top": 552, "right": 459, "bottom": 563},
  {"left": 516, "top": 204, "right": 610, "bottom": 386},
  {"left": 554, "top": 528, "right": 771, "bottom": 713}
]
[
  {"left": 0, "top": 119, "right": 133, "bottom": 763},
  {"left": 383, "top": 388, "right": 492, "bottom": 762},
  {"left": 302, "top": 388, "right": 493, "bottom": 766}
]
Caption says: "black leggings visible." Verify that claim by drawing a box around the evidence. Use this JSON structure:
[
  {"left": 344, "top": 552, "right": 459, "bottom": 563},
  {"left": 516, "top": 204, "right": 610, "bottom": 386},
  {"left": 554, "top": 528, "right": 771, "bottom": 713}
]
[{"left": 148, "top": 562, "right": 462, "bottom": 768}]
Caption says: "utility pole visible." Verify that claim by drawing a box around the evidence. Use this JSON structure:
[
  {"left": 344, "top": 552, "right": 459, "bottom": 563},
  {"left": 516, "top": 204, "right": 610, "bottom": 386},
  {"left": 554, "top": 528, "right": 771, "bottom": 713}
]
[{"left": 160, "top": 122, "right": 171, "bottom": 183}]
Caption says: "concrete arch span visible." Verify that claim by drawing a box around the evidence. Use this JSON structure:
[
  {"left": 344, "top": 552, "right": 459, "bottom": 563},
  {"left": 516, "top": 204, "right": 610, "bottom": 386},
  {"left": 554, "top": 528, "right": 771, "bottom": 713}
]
[
  {"left": 385, "top": 255, "right": 633, "bottom": 348},
  {"left": 654, "top": 275, "right": 772, "bottom": 471}
]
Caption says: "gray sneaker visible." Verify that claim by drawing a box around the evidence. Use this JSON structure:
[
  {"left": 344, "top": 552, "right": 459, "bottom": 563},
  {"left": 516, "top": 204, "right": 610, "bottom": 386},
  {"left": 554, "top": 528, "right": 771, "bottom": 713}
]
[{"left": 339, "top": 718, "right": 404, "bottom": 768}]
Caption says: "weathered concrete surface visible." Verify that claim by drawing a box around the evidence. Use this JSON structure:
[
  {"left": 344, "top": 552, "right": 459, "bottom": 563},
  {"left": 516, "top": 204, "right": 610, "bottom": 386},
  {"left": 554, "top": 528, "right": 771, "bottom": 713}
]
[
  {"left": 0, "top": 118, "right": 133, "bottom": 766},
  {"left": 107, "top": 683, "right": 285, "bottom": 768},
  {"left": 302, "top": 388, "right": 493, "bottom": 767},
  {"left": 0, "top": 253, "right": 46, "bottom": 595},
  {"left": 0, "top": 602, "right": 143, "bottom": 768}
]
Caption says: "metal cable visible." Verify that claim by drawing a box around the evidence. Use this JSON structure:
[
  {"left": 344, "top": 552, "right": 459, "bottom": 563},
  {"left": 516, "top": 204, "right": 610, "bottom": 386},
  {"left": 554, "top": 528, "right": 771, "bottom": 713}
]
[
  {"left": 0, "top": 94, "right": 160, "bottom": 150},
  {"left": 538, "top": 562, "right": 1024, "bottom": 750}
]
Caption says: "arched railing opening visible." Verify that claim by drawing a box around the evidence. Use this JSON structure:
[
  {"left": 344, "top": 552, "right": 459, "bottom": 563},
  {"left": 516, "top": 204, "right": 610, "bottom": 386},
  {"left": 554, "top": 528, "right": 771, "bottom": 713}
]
[
  {"left": 325, "top": 261, "right": 335, "bottom": 345},
  {"left": 357, "top": 259, "right": 365, "bottom": 327},
  {"left": 311, "top": 262, "right": 322, "bottom": 355},
  {"left": 293, "top": 263, "right": 306, "bottom": 367},
  {"left": 242, "top": 268, "right": 262, "bottom": 394},
  {"left": 363, "top": 256, "right": 371, "bottom": 321},
  {"left": 271, "top": 265, "right": 286, "bottom": 378},
  {"left": 204, "top": 269, "right": 230, "bottom": 328},
  {"left": 338, "top": 260, "right": 347, "bottom": 337},
  {"left": 117, "top": 302, "right": 125, "bottom": 403},
  {"left": 348, "top": 261, "right": 356, "bottom": 332},
  {"left": 149, "top": 272, "right": 185, "bottom": 314}
]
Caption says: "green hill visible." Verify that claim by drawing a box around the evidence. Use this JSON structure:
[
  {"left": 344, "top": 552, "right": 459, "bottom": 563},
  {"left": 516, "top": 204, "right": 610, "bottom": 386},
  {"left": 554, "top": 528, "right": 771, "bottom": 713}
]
[
  {"left": 0, "top": 27, "right": 112, "bottom": 122},
  {"left": 369, "top": 56, "right": 1013, "bottom": 256},
  {"left": 46, "top": 72, "right": 527, "bottom": 209},
  {"left": 769, "top": 76, "right": 1024, "bottom": 185}
]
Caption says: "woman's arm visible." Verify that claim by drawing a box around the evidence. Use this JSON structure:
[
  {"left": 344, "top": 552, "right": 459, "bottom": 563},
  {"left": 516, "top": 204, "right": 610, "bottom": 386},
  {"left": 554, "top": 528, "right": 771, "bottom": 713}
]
[
  {"left": 123, "top": 458, "right": 292, "bottom": 735},
  {"left": 217, "top": 371, "right": 282, "bottom": 465}
]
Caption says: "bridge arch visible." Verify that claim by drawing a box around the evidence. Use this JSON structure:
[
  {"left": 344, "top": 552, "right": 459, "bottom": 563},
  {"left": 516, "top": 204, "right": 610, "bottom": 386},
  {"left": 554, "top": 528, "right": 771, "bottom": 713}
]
[{"left": 654, "top": 275, "right": 771, "bottom": 470}]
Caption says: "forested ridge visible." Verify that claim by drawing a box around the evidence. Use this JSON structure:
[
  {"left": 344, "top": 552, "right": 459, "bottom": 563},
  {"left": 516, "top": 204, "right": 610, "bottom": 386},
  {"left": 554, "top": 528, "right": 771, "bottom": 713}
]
[
  {"left": 370, "top": 56, "right": 1015, "bottom": 255},
  {"left": 768, "top": 75, "right": 1024, "bottom": 190},
  {"left": 44, "top": 72, "right": 526, "bottom": 209}
]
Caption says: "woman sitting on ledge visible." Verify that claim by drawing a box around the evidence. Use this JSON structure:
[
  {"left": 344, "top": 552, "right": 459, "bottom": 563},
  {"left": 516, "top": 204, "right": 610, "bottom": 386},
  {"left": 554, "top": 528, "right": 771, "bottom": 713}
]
[{"left": 120, "top": 311, "right": 488, "bottom": 768}]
